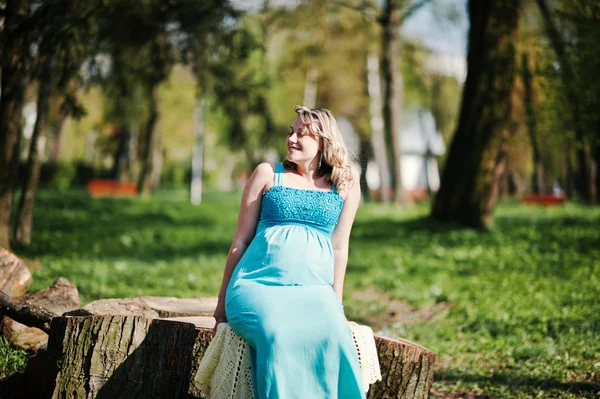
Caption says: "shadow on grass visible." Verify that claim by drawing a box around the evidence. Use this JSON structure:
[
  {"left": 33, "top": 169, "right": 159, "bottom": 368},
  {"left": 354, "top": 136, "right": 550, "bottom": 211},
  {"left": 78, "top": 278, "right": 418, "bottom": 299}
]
[
  {"left": 351, "top": 213, "right": 598, "bottom": 267},
  {"left": 437, "top": 369, "right": 600, "bottom": 396},
  {"left": 12, "top": 191, "right": 233, "bottom": 263}
]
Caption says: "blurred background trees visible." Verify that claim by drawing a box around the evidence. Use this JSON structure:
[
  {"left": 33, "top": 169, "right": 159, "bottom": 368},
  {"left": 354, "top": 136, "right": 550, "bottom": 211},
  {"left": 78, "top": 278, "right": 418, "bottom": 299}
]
[{"left": 1, "top": 0, "right": 599, "bottom": 248}]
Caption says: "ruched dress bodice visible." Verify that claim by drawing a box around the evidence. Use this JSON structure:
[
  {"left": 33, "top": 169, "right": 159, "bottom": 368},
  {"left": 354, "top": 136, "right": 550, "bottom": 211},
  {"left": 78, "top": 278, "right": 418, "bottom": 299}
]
[{"left": 260, "top": 185, "right": 344, "bottom": 234}]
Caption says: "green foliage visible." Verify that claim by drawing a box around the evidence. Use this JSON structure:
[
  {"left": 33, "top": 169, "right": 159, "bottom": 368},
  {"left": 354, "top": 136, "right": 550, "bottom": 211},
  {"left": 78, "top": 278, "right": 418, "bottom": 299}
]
[
  {"left": 16, "top": 161, "right": 112, "bottom": 189},
  {"left": 0, "top": 335, "right": 29, "bottom": 380},
  {"left": 269, "top": 1, "right": 372, "bottom": 138},
  {"left": 2, "top": 191, "right": 598, "bottom": 397},
  {"left": 46, "top": 162, "right": 77, "bottom": 191}
]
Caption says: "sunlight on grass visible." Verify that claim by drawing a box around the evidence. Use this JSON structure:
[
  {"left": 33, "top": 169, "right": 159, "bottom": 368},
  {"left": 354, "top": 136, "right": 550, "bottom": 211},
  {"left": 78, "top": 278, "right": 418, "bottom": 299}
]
[{"left": 3, "top": 190, "right": 599, "bottom": 398}]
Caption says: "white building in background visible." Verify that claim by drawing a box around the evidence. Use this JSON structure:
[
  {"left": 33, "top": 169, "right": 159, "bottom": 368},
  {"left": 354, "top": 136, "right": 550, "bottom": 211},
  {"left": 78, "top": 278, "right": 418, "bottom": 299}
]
[
  {"left": 397, "top": 108, "right": 446, "bottom": 192},
  {"left": 340, "top": 108, "right": 446, "bottom": 193}
]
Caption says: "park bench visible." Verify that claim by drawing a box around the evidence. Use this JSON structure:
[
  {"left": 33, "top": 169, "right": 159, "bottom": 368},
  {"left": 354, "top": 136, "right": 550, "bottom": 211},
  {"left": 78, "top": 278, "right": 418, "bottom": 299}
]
[
  {"left": 523, "top": 193, "right": 567, "bottom": 206},
  {"left": 86, "top": 179, "right": 137, "bottom": 198}
]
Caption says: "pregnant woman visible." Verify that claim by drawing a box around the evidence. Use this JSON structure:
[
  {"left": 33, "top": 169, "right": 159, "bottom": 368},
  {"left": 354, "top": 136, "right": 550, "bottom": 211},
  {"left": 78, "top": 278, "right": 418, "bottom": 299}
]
[{"left": 213, "top": 105, "right": 365, "bottom": 399}]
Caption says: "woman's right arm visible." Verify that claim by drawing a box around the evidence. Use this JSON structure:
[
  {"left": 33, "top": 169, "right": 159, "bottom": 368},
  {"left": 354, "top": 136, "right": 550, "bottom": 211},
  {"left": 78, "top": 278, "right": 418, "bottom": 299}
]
[{"left": 213, "top": 162, "right": 274, "bottom": 331}]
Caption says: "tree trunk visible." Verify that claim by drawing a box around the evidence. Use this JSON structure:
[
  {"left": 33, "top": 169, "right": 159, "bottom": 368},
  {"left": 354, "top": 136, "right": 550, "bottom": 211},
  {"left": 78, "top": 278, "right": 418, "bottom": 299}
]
[
  {"left": 85, "top": 131, "right": 97, "bottom": 164},
  {"left": 380, "top": 0, "right": 411, "bottom": 205},
  {"left": 127, "top": 127, "right": 138, "bottom": 182},
  {"left": 535, "top": 0, "right": 594, "bottom": 203},
  {"left": 0, "top": 0, "right": 29, "bottom": 250},
  {"left": 1, "top": 277, "right": 79, "bottom": 351},
  {"left": 137, "top": 85, "right": 159, "bottom": 194},
  {"left": 0, "top": 248, "right": 32, "bottom": 298},
  {"left": 431, "top": 0, "right": 521, "bottom": 229},
  {"left": 303, "top": 67, "right": 318, "bottom": 109},
  {"left": 150, "top": 136, "right": 163, "bottom": 190},
  {"left": 358, "top": 138, "right": 371, "bottom": 201},
  {"left": 595, "top": 138, "right": 600, "bottom": 204},
  {"left": 366, "top": 53, "right": 392, "bottom": 203},
  {"left": 14, "top": 54, "right": 54, "bottom": 245},
  {"left": 191, "top": 94, "right": 205, "bottom": 205},
  {"left": 521, "top": 52, "right": 544, "bottom": 194},
  {"left": 48, "top": 111, "right": 67, "bottom": 163},
  {"left": 111, "top": 125, "right": 130, "bottom": 181},
  {"left": 563, "top": 141, "right": 574, "bottom": 198}
]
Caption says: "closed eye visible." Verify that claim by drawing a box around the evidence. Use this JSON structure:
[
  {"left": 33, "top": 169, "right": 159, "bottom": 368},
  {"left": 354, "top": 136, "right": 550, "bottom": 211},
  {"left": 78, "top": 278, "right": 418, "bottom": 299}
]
[{"left": 289, "top": 127, "right": 308, "bottom": 137}]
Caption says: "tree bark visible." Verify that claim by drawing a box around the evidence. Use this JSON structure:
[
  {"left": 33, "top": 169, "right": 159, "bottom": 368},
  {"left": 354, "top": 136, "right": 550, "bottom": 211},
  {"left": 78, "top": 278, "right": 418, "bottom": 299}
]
[
  {"left": 595, "top": 139, "right": 600, "bottom": 204},
  {"left": 14, "top": 53, "right": 54, "bottom": 245},
  {"left": 48, "top": 111, "right": 67, "bottom": 163},
  {"left": 150, "top": 135, "right": 163, "bottom": 190},
  {"left": 367, "top": 336, "right": 435, "bottom": 399},
  {"left": 0, "top": 291, "right": 54, "bottom": 334},
  {"left": 190, "top": 94, "right": 205, "bottom": 205},
  {"left": 137, "top": 85, "right": 159, "bottom": 194},
  {"left": 358, "top": 138, "right": 372, "bottom": 201},
  {"left": 521, "top": 52, "right": 544, "bottom": 194},
  {"left": 563, "top": 141, "right": 574, "bottom": 199},
  {"left": 535, "top": 0, "right": 594, "bottom": 203},
  {"left": 0, "top": 0, "right": 29, "bottom": 250},
  {"left": 111, "top": 124, "right": 131, "bottom": 181},
  {"left": 380, "top": 0, "right": 411, "bottom": 205},
  {"left": 0, "top": 248, "right": 32, "bottom": 297},
  {"left": 431, "top": 0, "right": 521, "bottom": 229},
  {"left": 367, "top": 53, "right": 392, "bottom": 203},
  {"left": 1, "top": 277, "right": 79, "bottom": 350},
  {"left": 46, "top": 315, "right": 198, "bottom": 399},
  {"left": 303, "top": 67, "right": 318, "bottom": 109}
]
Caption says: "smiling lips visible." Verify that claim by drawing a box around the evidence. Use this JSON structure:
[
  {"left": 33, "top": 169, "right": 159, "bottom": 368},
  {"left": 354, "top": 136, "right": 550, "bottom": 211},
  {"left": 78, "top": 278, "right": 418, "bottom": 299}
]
[{"left": 288, "top": 146, "right": 301, "bottom": 151}]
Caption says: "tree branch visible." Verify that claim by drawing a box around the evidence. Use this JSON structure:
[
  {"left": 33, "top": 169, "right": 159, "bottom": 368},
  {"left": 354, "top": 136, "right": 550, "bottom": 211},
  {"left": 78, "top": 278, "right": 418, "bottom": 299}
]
[
  {"left": 0, "top": 291, "right": 56, "bottom": 334},
  {"left": 399, "top": 0, "right": 431, "bottom": 24}
]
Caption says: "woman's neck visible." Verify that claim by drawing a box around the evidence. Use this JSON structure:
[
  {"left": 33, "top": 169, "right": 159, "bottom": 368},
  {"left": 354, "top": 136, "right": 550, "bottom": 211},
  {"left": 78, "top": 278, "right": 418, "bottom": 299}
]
[{"left": 293, "top": 158, "right": 321, "bottom": 182}]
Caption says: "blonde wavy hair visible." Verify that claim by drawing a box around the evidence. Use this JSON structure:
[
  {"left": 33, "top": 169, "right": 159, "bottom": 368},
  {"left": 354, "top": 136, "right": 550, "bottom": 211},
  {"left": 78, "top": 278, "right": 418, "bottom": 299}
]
[{"left": 284, "top": 105, "right": 354, "bottom": 191}]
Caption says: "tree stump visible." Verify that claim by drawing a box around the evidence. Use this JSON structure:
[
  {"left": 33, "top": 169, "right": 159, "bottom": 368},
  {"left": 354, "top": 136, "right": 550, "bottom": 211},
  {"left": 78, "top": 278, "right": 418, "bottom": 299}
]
[
  {"left": 1, "top": 298, "right": 437, "bottom": 398},
  {"left": 46, "top": 315, "right": 199, "bottom": 399},
  {"left": 80, "top": 296, "right": 217, "bottom": 318},
  {"left": 0, "top": 248, "right": 32, "bottom": 297},
  {"left": 368, "top": 336, "right": 436, "bottom": 399},
  {"left": 1, "top": 277, "right": 79, "bottom": 350}
]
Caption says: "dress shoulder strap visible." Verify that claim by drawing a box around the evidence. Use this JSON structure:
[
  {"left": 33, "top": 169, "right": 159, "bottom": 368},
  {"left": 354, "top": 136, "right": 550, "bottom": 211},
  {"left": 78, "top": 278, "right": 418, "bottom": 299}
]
[
  {"left": 331, "top": 183, "right": 338, "bottom": 194},
  {"left": 274, "top": 163, "right": 283, "bottom": 186}
]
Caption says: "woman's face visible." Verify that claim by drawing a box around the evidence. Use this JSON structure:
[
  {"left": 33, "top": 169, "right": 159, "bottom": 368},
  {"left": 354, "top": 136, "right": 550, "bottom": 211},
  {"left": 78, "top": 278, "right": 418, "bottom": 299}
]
[{"left": 286, "top": 116, "right": 320, "bottom": 164}]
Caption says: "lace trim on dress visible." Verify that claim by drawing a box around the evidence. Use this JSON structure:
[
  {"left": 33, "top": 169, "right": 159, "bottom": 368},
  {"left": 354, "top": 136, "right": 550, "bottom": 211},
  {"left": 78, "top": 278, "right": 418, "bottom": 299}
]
[{"left": 193, "top": 322, "right": 382, "bottom": 398}]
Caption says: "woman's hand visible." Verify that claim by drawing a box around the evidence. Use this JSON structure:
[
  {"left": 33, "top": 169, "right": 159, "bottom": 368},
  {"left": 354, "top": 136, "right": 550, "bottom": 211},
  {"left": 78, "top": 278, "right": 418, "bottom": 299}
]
[{"left": 212, "top": 300, "right": 227, "bottom": 336}]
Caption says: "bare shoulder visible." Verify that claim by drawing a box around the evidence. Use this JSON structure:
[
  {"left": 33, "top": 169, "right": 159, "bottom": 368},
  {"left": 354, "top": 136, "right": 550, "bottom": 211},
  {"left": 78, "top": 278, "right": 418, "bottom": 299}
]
[
  {"left": 250, "top": 162, "right": 277, "bottom": 192},
  {"left": 253, "top": 162, "right": 276, "bottom": 178}
]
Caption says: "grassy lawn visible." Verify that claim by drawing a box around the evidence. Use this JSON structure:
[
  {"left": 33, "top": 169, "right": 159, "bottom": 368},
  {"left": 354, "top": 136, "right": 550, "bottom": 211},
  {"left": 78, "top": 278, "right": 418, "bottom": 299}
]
[{"left": 1, "top": 189, "right": 599, "bottom": 398}]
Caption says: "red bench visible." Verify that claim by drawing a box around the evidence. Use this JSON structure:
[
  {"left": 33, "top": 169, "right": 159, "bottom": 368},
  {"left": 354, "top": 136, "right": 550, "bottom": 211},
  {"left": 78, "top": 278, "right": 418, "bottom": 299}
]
[
  {"left": 523, "top": 194, "right": 567, "bottom": 206},
  {"left": 86, "top": 179, "right": 137, "bottom": 198}
]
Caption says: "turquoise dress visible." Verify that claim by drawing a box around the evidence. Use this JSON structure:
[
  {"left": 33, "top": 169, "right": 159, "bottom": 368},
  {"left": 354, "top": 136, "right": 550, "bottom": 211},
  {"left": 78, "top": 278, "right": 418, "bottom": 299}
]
[{"left": 225, "top": 163, "right": 365, "bottom": 399}]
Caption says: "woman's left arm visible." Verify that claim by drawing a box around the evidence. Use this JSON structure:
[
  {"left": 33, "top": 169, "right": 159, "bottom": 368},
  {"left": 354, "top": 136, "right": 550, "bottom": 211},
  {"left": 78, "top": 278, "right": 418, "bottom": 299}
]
[{"left": 332, "top": 169, "right": 361, "bottom": 303}]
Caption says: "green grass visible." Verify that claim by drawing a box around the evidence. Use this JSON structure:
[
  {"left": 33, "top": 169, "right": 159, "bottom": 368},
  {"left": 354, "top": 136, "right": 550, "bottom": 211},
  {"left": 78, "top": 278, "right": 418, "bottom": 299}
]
[{"left": 2, "top": 189, "right": 599, "bottom": 398}]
